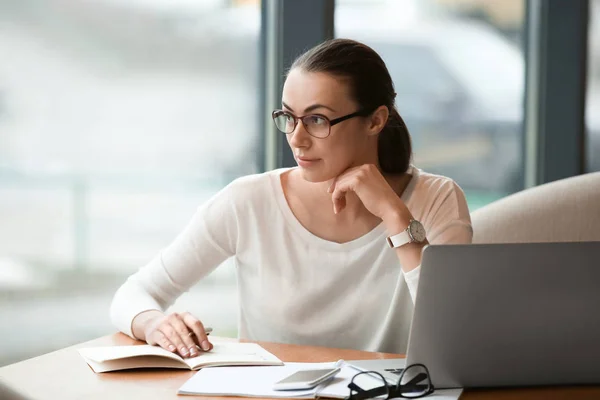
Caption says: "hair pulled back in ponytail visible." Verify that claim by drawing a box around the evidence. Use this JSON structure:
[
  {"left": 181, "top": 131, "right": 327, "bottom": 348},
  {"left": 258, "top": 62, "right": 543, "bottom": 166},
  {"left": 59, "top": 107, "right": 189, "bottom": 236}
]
[{"left": 291, "top": 38, "right": 412, "bottom": 174}]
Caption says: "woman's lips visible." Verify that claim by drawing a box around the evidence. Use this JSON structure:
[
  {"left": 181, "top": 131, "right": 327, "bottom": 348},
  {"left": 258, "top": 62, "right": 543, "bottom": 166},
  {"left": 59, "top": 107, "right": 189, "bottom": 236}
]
[{"left": 296, "top": 156, "right": 321, "bottom": 168}]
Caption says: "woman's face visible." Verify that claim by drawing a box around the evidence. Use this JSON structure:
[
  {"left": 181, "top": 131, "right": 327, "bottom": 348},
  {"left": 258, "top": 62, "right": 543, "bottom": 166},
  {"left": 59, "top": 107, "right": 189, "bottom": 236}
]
[{"left": 281, "top": 69, "right": 380, "bottom": 183}]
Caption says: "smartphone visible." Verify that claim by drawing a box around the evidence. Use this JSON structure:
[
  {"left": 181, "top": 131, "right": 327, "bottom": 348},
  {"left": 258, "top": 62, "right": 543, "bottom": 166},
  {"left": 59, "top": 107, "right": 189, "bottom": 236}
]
[{"left": 272, "top": 367, "right": 341, "bottom": 391}]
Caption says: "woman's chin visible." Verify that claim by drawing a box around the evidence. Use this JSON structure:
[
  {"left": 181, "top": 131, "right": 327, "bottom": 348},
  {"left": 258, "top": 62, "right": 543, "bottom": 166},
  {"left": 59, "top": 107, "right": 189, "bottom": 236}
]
[{"left": 298, "top": 167, "right": 335, "bottom": 183}]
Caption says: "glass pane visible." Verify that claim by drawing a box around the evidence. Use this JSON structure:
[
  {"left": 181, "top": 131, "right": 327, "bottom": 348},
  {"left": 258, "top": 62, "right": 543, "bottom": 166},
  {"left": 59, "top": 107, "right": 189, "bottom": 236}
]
[
  {"left": 335, "top": 0, "right": 526, "bottom": 210},
  {"left": 0, "top": 0, "right": 259, "bottom": 366},
  {"left": 587, "top": 0, "right": 600, "bottom": 172}
]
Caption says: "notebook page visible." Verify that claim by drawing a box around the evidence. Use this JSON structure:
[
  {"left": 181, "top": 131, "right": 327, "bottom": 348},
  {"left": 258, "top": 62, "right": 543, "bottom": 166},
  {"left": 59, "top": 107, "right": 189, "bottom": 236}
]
[
  {"left": 78, "top": 345, "right": 183, "bottom": 363},
  {"left": 184, "top": 342, "right": 283, "bottom": 369},
  {"left": 83, "top": 356, "right": 189, "bottom": 373}
]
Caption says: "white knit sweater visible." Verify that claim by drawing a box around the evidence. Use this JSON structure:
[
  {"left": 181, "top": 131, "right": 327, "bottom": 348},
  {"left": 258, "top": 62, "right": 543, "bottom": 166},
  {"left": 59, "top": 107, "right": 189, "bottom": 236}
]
[{"left": 110, "top": 166, "right": 473, "bottom": 353}]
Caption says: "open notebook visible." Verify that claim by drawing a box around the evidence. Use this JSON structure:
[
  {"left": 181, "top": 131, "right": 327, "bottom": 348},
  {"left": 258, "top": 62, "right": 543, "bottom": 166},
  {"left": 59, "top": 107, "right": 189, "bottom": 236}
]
[{"left": 78, "top": 341, "right": 283, "bottom": 373}]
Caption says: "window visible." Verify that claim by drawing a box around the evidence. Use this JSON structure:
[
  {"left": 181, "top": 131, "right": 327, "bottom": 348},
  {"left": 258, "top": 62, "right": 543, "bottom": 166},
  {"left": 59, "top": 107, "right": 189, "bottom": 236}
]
[
  {"left": 587, "top": 0, "right": 600, "bottom": 172},
  {"left": 0, "top": 0, "right": 259, "bottom": 366},
  {"left": 335, "top": 0, "right": 526, "bottom": 210}
]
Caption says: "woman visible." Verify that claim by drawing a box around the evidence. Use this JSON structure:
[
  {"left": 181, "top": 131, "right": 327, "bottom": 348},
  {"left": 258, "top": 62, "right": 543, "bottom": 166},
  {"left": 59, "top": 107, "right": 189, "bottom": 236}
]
[{"left": 110, "top": 38, "right": 472, "bottom": 358}]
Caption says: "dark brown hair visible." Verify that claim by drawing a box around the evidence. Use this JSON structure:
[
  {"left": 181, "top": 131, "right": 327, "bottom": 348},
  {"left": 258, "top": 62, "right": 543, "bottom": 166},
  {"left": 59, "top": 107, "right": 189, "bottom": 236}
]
[{"left": 290, "top": 38, "right": 412, "bottom": 174}]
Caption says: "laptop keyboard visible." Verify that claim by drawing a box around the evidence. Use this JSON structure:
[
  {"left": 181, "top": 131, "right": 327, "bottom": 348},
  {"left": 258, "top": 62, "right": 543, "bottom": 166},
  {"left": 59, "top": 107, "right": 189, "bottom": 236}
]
[{"left": 384, "top": 368, "right": 404, "bottom": 375}]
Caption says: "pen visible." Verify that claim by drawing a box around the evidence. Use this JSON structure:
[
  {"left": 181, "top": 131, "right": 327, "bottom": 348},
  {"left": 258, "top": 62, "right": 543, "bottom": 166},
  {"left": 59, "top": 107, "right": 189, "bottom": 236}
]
[{"left": 188, "top": 327, "right": 212, "bottom": 337}]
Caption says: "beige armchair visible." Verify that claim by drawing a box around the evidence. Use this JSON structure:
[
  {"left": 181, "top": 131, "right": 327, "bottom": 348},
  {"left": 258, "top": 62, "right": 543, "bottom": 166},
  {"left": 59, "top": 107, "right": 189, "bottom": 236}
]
[{"left": 471, "top": 172, "right": 600, "bottom": 243}]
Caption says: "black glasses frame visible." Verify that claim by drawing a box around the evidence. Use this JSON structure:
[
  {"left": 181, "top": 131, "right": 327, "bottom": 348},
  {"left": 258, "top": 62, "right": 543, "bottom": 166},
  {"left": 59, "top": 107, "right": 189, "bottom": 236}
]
[
  {"left": 347, "top": 364, "right": 435, "bottom": 400},
  {"left": 271, "top": 108, "right": 374, "bottom": 138}
]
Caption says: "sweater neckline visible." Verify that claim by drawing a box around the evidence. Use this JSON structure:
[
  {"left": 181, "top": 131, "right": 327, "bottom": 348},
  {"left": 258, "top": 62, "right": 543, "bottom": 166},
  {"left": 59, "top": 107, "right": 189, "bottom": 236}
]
[{"left": 269, "top": 166, "right": 419, "bottom": 252}]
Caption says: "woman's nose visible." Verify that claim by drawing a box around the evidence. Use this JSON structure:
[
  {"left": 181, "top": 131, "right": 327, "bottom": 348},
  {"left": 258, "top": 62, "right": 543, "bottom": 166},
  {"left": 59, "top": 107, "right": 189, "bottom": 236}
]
[{"left": 288, "top": 120, "right": 312, "bottom": 147}]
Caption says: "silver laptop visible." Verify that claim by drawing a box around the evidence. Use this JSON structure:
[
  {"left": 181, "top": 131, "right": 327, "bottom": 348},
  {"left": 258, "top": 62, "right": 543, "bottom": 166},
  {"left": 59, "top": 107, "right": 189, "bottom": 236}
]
[
  {"left": 0, "top": 380, "right": 31, "bottom": 400},
  {"left": 405, "top": 241, "right": 600, "bottom": 389}
]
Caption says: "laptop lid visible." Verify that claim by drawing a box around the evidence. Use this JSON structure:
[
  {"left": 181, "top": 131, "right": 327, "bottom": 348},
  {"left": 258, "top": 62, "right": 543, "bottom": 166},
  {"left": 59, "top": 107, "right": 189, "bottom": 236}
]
[
  {"left": 406, "top": 242, "right": 600, "bottom": 389},
  {"left": 0, "top": 380, "right": 31, "bottom": 400}
]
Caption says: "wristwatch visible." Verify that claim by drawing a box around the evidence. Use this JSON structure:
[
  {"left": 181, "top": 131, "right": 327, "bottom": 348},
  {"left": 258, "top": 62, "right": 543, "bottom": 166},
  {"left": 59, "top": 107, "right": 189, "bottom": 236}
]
[{"left": 386, "top": 219, "right": 427, "bottom": 248}]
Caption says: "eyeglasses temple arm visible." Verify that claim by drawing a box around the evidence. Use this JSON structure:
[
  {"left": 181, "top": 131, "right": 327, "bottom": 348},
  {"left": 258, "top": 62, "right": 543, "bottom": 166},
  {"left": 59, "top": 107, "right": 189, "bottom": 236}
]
[
  {"left": 402, "top": 372, "right": 428, "bottom": 387},
  {"left": 348, "top": 385, "right": 389, "bottom": 400}
]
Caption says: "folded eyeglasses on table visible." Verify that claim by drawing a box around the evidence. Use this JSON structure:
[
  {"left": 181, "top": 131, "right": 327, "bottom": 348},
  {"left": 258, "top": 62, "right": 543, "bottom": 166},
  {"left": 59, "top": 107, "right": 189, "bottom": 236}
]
[{"left": 347, "top": 363, "right": 434, "bottom": 399}]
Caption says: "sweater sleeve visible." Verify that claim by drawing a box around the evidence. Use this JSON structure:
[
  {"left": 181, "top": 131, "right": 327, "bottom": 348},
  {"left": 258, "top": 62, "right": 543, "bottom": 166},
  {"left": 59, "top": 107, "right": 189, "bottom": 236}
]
[
  {"left": 402, "top": 181, "right": 473, "bottom": 302},
  {"left": 110, "top": 181, "right": 240, "bottom": 338}
]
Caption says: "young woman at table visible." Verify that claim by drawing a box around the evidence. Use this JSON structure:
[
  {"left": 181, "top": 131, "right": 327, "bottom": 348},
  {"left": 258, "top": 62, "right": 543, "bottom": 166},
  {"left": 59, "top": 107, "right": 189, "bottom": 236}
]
[{"left": 110, "top": 38, "right": 473, "bottom": 359}]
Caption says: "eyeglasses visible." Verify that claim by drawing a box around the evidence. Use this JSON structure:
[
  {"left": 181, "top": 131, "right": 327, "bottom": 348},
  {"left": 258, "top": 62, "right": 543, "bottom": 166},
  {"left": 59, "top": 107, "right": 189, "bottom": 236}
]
[
  {"left": 271, "top": 109, "right": 373, "bottom": 139},
  {"left": 347, "top": 364, "right": 434, "bottom": 400}
]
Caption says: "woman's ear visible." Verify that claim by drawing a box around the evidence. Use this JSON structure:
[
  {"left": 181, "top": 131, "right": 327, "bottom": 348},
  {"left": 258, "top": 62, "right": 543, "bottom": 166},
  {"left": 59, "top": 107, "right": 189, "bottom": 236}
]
[{"left": 367, "top": 105, "right": 389, "bottom": 136}]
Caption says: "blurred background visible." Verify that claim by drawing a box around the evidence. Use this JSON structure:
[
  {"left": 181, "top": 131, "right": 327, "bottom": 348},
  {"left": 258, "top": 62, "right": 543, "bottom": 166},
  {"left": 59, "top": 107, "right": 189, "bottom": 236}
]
[{"left": 0, "top": 0, "right": 598, "bottom": 366}]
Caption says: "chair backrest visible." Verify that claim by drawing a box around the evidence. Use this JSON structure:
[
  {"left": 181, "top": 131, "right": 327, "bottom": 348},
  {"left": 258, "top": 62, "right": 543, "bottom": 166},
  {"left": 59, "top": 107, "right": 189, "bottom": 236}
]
[{"left": 471, "top": 172, "right": 600, "bottom": 243}]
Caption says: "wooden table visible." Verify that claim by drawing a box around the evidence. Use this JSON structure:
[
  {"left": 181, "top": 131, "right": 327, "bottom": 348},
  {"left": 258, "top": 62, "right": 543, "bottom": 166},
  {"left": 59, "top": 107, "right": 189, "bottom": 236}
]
[{"left": 1, "top": 333, "right": 600, "bottom": 400}]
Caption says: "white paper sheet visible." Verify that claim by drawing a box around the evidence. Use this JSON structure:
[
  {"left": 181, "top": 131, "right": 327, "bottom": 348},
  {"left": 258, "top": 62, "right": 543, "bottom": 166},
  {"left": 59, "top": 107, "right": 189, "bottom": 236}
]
[
  {"left": 178, "top": 362, "right": 323, "bottom": 398},
  {"left": 177, "top": 361, "right": 464, "bottom": 399}
]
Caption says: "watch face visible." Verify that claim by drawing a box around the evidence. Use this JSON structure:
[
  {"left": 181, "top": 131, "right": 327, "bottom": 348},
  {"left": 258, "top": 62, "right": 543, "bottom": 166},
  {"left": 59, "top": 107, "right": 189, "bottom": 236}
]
[{"left": 409, "top": 220, "right": 427, "bottom": 243}]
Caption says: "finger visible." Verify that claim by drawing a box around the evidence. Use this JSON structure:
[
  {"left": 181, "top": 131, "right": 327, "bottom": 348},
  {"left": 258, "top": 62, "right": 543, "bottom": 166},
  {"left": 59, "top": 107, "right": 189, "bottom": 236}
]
[
  {"left": 327, "top": 176, "right": 338, "bottom": 193},
  {"left": 179, "top": 312, "right": 201, "bottom": 346},
  {"left": 331, "top": 182, "right": 349, "bottom": 214},
  {"left": 158, "top": 324, "right": 186, "bottom": 357},
  {"left": 338, "top": 196, "right": 347, "bottom": 214},
  {"left": 143, "top": 316, "right": 165, "bottom": 345},
  {"left": 182, "top": 312, "right": 213, "bottom": 352},
  {"left": 333, "top": 193, "right": 347, "bottom": 214},
  {"left": 328, "top": 166, "right": 362, "bottom": 194},
  {"left": 151, "top": 330, "right": 177, "bottom": 353},
  {"left": 160, "top": 322, "right": 192, "bottom": 358},
  {"left": 168, "top": 314, "right": 199, "bottom": 357}
]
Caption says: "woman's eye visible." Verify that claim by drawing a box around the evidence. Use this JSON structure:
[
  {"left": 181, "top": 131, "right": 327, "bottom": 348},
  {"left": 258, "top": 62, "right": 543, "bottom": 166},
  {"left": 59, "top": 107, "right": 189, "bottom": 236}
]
[
  {"left": 282, "top": 114, "right": 295, "bottom": 127},
  {"left": 308, "top": 116, "right": 327, "bottom": 125}
]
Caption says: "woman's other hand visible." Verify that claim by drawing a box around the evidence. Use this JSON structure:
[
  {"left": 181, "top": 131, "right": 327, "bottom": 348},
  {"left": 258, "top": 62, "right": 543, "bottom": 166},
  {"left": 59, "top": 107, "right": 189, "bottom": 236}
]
[{"left": 328, "top": 164, "right": 410, "bottom": 224}]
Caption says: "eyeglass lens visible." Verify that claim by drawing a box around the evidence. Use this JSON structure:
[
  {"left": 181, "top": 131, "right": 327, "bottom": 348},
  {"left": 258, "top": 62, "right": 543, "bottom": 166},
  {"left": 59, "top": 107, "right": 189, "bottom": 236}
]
[
  {"left": 273, "top": 112, "right": 330, "bottom": 138},
  {"left": 397, "top": 364, "right": 432, "bottom": 398},
  {"left": 350, "top": 371, "right": 389, "bottom": 400}
]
